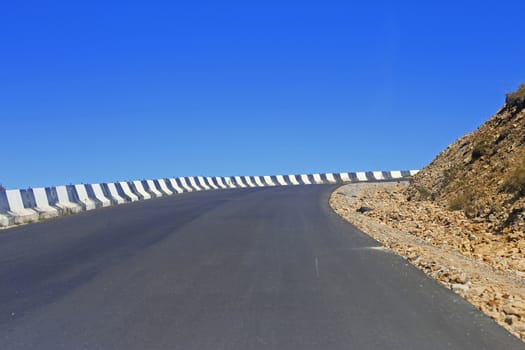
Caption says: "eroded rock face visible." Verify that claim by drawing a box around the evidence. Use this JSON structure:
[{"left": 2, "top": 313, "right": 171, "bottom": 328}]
[{"left": 407, "top": 84, "right": 525, "bottom": 237}]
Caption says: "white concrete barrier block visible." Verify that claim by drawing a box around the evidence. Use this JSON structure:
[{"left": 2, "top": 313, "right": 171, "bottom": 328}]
[
  {"left": 263, "top": 176, "right": 276, "bottom": 186},
  {"left": 168, "top": 179, "right": 185, "bottom": 194},
  {"left": 325, "top": 173, "right": 337, "bottom": 183},
  {"left": 276, "top": 175, "right": 287, "bottom": 186},
  {"left": 205, "top": 177, "right": 219, "bottom": 190},
  {"left": 300, "top": 174, "right": 311, "bottom": 185},
  {"left": 197, "top": 177, "right": 211, "bottom": 191},
  {"left": 156, "top": 179, "right": 173, "bottom": 196},
  {"left": 91, "top": 184, "right": 112, "bottom": 207},
  {"left": 178, "top": 178, "right": 194, "bottom": 192},
  {"left": 233, "top": 176, "right": 247, "bottom": 188},
  {"left": 243, "top": 176, "right": 256, "bottom": 187},
  {"left": 287, "top": 175, "right": 300, "bottom": 185},
  {"left": 213, "top": 177, "right": 227, "bottom": 189},
  {"left": 253, "top": 176, "right": 265, "bottom": 187},
  {"left": 340, "top": 173, "right": 351, "bottom": 182},
  {"left": 223, "top": 177, "right": 236, "bottom": 188},
  {"left": 55, "top": 186, "right": 83, "bottom": 213},
  {"left": 410, "top": 170, "right": 420, "bottom": 176},
  {"left": 32, "top": 187, "right": 59, "bottom": 218},
  {"left": 372, "top": 171, "right": 385, "bottom": 181},
  {"left": 74, "top": 185, "right": 97, "bottom": 210},
  {"left": 390, "top": 171, "right": 402, "bottom": 179},
  {"left": 188, "top": 177, "right": 202, "bottom": 191},
  {"left": 107, "top": 183, "right": 127, "bottom": 204},
  {"left": 312, "top": 174, "right": 323, "bottom": 184},
  {"left": 146, "top": 180, "right": 163, "bottom": 197},
  {"left": 132, "top": 181, "right": 152, "bottom": 200},
  {"left": 356, "top": 172, "right": 368, "bottom": 182},
  {"left": 118, "top": 182, "right": 139, "bottom": 202},
  {"left": 6, "top": 190, "right": 39, "bottom": 224},
  {"left": 6, "top": 189, "right": 25, "bottom": 211}
]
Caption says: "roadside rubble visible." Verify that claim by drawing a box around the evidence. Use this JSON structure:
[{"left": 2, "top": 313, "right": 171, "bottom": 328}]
[{"left": 330, "top": 182, "right": 525, "bottom": 341}]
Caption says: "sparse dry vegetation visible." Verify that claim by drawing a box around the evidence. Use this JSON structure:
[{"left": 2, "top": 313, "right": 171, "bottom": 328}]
[
  {"left": 447, "top": 190, "right": 476, "bottom": 216},
  {"left": 442, "top": 165, "right": 461, "bottom": 186},
  {"left": 471, "top": 140, "right": 490, "bottom": 160},
  {"left": 415, "top": 186, "right": 432, "bottom": 200},
  {"left": 504, "top": 150, "right": 525, "bottom": 196},
  {"left": 506, "top": 83, "right": 525, "bottom": 107}
]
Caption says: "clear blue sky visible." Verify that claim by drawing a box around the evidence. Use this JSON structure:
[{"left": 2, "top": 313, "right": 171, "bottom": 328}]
[{"left": 1, "top": 1, "right": 524, "bottom": 189}]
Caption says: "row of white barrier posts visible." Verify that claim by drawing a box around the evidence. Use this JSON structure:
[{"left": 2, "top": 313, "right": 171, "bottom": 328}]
[{"left": 0, "top": 171, "right": 419, "bottom": 227}]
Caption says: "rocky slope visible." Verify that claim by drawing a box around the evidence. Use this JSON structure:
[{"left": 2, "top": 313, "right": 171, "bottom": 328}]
[
  {"left": 407, "top": 84, "right": 525, "bottom": 236},
  {"left": 330, "top": 85, "right": 525, "bottom": 341}
]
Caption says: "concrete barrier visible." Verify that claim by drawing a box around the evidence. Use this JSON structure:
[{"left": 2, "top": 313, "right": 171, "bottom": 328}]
[
  {"left": 186, "top": 177, "right": 202, "bottom": 191},
  {"left": 4, "top": 190, "right": 39, "bottom": 224},
  {"left": 155, "top": 179, "right": 173, "bottom": 196},
  {"left": 167, "top": 178, "right": 185, "bottom": 194},
  {"left": 52, "top": 186, "right": 83, "bottom": 214},
  {"left": 29, "top": 188, "right": 60, "bottom": 218},
  {"left": 178, "top": 178, "right": 194, "bottom": 192},
  {"left": 252, "top": 176, "right": 264, "bottom": 187},
  {"left": 88, "top": 184, "right": 112, "bottom": 207},
  {"left": 234, "top": 176, "right": 247, "bottom": 188},
  {"left": 131, "top": 181, "right": 151, "bottom": 200},
  {"left": 223, "top": 177, "right": 236, "bottom": 189},
  {"left": 299, "top": 174, "right": 311, "bottom": 185},
  {"left": 0, "top": 170, "right": 418, "bottom": 228},
  {"left": 275, "top": 175, "right": 288, "bottom": 186},
  {"left": 355, "top": 172, "right": 367, "bottom": 181},
  {"left": 214, "top": 177, "right": 228, "bottom": 189},
  {"left": 205, "top": 177, "right": 219, "bottom": 190},
  {"left": 390, "top": 171, "right": 402, "bottom": 179},
  {"left": 339, "top": 173, "right": 351, "bottom": 182},
  {"left": 118, "top": 182, "right": 139, "bottom": 202},
  {"left": 196, "top": 177, "right": 210, "bottom": 191},
  {"left": 145, "top": 180, "right": 163, "bottom": 198},
  {"left": 104, "top": 183, "right": 128, "bottom": 204},
  {"left": 0, "top": 190, "right": 13, "bottom": 226},
  {"left": 229, "top": 177, "right": 238, "bottom": 188},
  {"left": 312, "top": 174, "right": 323, "bottom": 184},
  {"left": 372, "top": 171, "right": 384, "bottom": 181},
  {"left": 263, "top": 176, "right": 276, "bottom": 186},
  {"left": 325, "top": 173, "right": 337, "bottom": 183},
  {"left": 226, "top": 177, "right": 236, "bottom": 188},
  {"left": 242, "top": 176, "right": 256, "bottom": 187},
  {"left": 287, "top": 175, "right": 300, "bottom": 185},
  {"left": 72, "top": 184, "right": 97, "bottom": 210}
]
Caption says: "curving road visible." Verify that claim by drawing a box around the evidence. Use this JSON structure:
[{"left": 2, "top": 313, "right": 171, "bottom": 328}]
[{"left": 0, "top": 185, "right": 522, "bottom": 349}]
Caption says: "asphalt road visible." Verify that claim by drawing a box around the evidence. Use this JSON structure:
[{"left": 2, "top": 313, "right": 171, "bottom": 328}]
[{"left": 0, "top": 185, "right": 523, "bottom": 350}]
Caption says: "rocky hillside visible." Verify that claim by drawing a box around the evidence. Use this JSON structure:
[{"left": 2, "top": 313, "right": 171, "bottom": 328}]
[{"left": 407, "top": 84, "right": 525, "bottom": 236}]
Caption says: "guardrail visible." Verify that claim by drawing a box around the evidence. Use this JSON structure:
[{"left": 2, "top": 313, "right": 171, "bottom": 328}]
[{"left": 0, "top": 170, "right": 418, "bottom": 227}]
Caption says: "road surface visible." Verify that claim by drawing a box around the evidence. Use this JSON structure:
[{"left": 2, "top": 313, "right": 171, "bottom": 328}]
[{"left": 0, "top": 185, "right": 522, "bottom": 349}]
